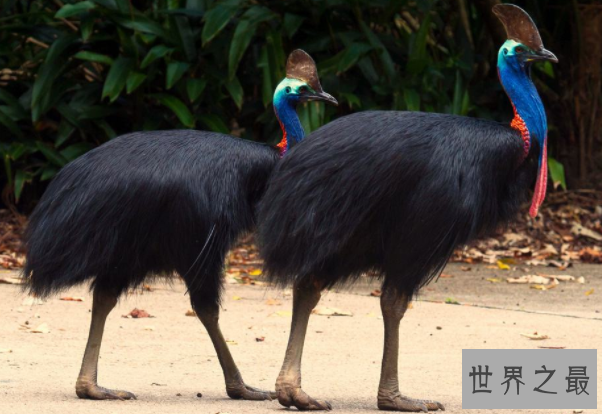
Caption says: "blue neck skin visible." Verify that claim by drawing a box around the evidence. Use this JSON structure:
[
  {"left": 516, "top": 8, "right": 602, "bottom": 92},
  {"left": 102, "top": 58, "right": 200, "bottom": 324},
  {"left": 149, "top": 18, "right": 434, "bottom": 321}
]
[
  {"left": 497, "top": 40, "right": 547, "bottom": 157},
  {"left": 273, "top": 79, "right": 306, "bottom": 153}
]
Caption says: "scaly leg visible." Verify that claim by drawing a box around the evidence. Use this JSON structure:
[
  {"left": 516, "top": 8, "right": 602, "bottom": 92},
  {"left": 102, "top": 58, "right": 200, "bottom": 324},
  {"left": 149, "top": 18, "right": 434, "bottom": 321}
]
[
  {"left": 275, "top": 280, "right": 331, "bottom": 411},
  {"left": 377, "top": 288, "right": 444, "bottom": 412},
  {"left": 197, "top": 303, "right": 276, "bottom": 400},
  {"left": 75, "top": 288, "right": 136, "bottom": 400}
]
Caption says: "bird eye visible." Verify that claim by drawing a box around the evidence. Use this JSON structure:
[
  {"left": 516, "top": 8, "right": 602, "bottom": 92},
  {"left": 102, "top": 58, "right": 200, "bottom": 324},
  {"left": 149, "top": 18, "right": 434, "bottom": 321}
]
[
  {"left": 503, "top": 48, "right": 508, "bottom": 55},
  {"left": 515, "top": 46, "right": 524, "bottom": 53},
  {"left": 285, "top": 86, "right": 291, "bottom": 93},
  {"left": 299, "top": 86, "right": 308, "bottom": 93}
]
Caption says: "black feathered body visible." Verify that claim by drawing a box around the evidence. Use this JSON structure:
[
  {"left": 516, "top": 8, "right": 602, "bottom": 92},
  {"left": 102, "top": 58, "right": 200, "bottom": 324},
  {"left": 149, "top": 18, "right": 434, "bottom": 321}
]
[
  {"left": 25, "top": 130, "right": 278, "bottom": 305},
  {"left": 258, "top": 111, "right": 538, "bottom": 296}
]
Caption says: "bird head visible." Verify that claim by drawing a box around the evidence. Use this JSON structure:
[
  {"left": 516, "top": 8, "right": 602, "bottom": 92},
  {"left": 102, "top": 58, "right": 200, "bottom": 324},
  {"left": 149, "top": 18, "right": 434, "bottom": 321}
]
[
  {"left": 494, "top": 4, "right": 557, "bottom": 72},
  {"left": 274, "top": 49, "right": 338, "bottom": 107}
]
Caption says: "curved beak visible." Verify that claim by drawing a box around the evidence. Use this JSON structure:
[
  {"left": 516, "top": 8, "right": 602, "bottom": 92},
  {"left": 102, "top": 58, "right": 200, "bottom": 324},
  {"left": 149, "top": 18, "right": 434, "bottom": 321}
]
[
  {"left": 526, "top": 47, "right": 558, "bottom": 63},
  {"left": 302, "top": 91, "right": 338, "bottom": 106}
]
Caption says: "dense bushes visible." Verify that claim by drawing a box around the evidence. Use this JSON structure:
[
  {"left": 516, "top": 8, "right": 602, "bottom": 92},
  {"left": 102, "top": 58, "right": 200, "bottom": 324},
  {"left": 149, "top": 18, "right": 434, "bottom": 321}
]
[{"left": 0, "top": 0, "right": 597, "bottom": 210}]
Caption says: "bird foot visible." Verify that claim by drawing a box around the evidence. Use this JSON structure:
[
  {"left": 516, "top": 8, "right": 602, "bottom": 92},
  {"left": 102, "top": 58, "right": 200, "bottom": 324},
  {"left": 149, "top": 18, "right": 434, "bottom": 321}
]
[
  {"left": 76, "top": 382, "right": 137, "bottom": 400},
  {"left": 226, "top": 382, "right": 277, "bottom": 401},
  {"left": 378, "top": 391, "right": 444, "bottom": 412},
  {"left": 277, "top": 385, "right": 332, "bottom": 410}
]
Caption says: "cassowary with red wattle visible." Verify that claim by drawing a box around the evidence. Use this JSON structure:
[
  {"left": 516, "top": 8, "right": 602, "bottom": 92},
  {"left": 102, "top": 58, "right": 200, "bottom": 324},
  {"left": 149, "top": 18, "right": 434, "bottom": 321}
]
[
  {"left": 23, "top": 50, "right": 336, "bottom": 401},
  {"left": 257, "top": 5, "right": 557, "bottom": 412}
]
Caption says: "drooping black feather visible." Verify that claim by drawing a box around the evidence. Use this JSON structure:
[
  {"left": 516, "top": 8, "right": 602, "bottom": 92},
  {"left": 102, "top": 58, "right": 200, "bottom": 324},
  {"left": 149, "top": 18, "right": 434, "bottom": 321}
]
[
  {"left": 258, "top": 111, "right": 538, "bottom": 296},
  {"left": 24, "top": 130, "right": 278, "bottom": 306}
]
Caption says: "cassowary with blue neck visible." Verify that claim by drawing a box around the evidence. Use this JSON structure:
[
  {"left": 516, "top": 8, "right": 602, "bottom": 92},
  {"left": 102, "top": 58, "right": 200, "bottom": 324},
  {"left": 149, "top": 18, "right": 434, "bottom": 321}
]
[
  {"left": 23, "top": 50, "right": 336, "bottom": 401},
  {"left": 258, "top": 5, "right": 557, "bottom": 412}
]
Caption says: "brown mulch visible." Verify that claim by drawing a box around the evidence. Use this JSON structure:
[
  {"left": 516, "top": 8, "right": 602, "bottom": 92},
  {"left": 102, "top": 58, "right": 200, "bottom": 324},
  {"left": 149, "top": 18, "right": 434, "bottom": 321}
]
[
  {"left": 0, "top": 210, "right": 25, "bottom": 269},
  {"left": 1, "top": 190, "right": 600, "bottom": 271}
]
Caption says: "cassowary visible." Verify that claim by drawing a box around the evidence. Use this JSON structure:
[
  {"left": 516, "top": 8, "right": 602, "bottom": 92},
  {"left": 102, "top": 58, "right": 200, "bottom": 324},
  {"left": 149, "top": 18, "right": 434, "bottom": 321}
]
[
  {"left": 23, "top": 50, "right": 336, "bottom": 401},
  {"left": 257, "top": 5, "right": 557, "bottom": 412}
]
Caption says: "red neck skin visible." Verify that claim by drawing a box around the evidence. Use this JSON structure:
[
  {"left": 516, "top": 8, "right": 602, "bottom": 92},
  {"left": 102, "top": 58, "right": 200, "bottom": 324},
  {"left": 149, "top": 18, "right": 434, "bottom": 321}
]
[
  {"left": 510, "top": 104, "right": 547, "bottom": 218},
  {"left": 510, "top": 104, "right": 531, "bottom": 161},
  {"left": 276, "top": 119, "right": 287, "bottom": 157}
]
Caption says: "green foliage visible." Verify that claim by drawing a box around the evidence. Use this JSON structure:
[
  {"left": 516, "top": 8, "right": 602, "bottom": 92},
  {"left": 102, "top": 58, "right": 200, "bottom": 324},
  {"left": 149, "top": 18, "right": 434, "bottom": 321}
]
[{"left": 0, "top": 0, "right": 571, "bottom": 206}]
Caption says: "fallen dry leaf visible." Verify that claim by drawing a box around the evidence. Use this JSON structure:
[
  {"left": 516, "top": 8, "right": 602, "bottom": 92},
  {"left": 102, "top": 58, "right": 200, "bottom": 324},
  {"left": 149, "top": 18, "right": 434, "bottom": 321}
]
[
  {"left": 370, "top": 289, "right": 382, "bottom": 297},
  {"left": 520, "top": 332, "right": 549, "bottom": 340},
  {"left": 255, "top": 337, "right": 265, "bottom": 342},
  {"left": 460, "top": 266, "right": 472, "bottom": 271},
  {"left": 530, "top": 284, "right": 548, "bottom": 291},
  {"left": 232, "top": 296, "right": 242, "bottom": 301},
  {"left": 440, "top": 273, "right": 453, "bottom": 278},
  {"left": 249, "top": 269, "right": 262, "bottom": 276},
  {"left": 585, "top": 288, "right": 594, "bottom": 296},
  {"left": 576, "top": 276, "right": 585, "bottom": 284},
  {"left": 507, "top": 275, "right": 550, "bottom": 285},
  {"left": 445, "top": 298, "right": 460, "bottom": 305},
  {"left": 313, "top": 307, "right": 353, "bottom": 317},
  {"left": 407, "top": 302, "right": 413, "bottom": 309},
  {"left": 486, "top": 278, "right": 502, "bottom": 283},
  {"left": 496, "top": 260, "right": 510, "bottom": 270},
  {"left": 0, "top": 276, "right": 24, "bottom": 284},
  {"left": 265, "top": 298, "right": 281, "bottom": 305},
  {"left": 571, "top": 223, "right": 602, "bottom": 241},
  {"left": 144, "top": 326, "right": 155, "bottom": 331},
  {"left": 31, "top": 323, "right": 50, "bottom": 334},
  {"left": 185, "top": 309, "right": 196, "bottom": 317},
  {"left": 60, "top": 296, "right": 84, "bottom": 302},
  {"left": 122, "top": 308, "right": 152, "bottom": 318}
]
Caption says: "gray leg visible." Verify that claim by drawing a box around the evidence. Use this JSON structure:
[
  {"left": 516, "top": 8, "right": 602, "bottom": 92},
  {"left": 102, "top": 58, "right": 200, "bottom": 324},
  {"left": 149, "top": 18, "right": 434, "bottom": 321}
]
[
  {"left": 75, "top": 288, "right": 136, "bottom": 400},
  {"left": 377, "top": 289, "right": 444, "bottom": 412},
  {"left": 275, "top": 280, "right": 331, "bottom": 411},
  {"left": 197, "top": 303, "right": 276, "bottom": 400}
]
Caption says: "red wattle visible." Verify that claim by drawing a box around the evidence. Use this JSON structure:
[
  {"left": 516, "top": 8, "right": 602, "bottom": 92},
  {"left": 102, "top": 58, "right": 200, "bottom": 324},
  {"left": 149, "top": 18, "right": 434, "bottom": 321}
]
[{"left": 529, "top": 140, "right": 548, "bottom": 218}]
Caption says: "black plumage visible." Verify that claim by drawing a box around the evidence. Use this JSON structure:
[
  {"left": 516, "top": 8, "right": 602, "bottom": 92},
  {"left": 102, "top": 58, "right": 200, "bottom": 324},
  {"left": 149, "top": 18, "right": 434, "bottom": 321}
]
[
  {"left": 25, "top": 130, "right": 277, "bottom": 304},
  {"left": 259, "top": 111, "right": 537, "bottom": 297}
]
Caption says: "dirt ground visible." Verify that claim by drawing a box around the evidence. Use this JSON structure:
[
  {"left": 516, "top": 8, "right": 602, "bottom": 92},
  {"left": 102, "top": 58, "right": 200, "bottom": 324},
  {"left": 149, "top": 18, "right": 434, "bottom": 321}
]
[{"left": 1, "top": 263, "right": 600, "bottom": 413}]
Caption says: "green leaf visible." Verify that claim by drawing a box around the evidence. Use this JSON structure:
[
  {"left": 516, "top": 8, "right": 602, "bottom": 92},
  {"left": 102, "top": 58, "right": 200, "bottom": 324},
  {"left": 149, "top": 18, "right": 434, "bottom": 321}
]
[
  {"left": 224, "top": 76, "right": 244, "bottom": 109},
  {"left": 337, "top": 43, "right": 372, "bottom": 73},
  {"left": 0, "top": 90, "right": 26, "bottom": 120},
  {"left": 14, "top": 170, "right": 27, "bottom": 202},
  {"left": 36, "top": 142, "right": 68, "bottom": 167},
  {"left": 40, "top": 166, "right": 58, "bottom": 181},
  {"left": 174, "top": 15, "right": 197, "bottom": 62},
  {"left": 201, "top": 0, "right": 240, "bottom": 45},
  {"left": 283, "top": 13, "right": 304, "bottom": 38},
  {"left": 187, "top": 78, "right": 207, "bottom": 102},
  {"left": 55, "top": 120, "right": 76, "bottom": 147},
  {"left": 0, "top": 108, "right": 23, "bottom": 138},
  {"left": 102, "top": 56, "right": 134, "bottom": 102},
  {"left": 141, "top": 45, "right": 174, "bottom": 69},
  {"left": 126, "top": 72, "right": 147, "bottom": 94},
  {"left": 60, "top": 143, "right": 93, "bottom": 161},
  {"left": 81, "top": 16, "right": 94, "bottom": 41},
  {"left": 152, "top": 94, "right": 195, "bottom": 128},
  {"left": 166, "top": 62, "right": 190, "bottom": 89},
  {"left": 113, "top": 15, "right": 167, "bottom": 38},
  {"left": 198, "top": 114, "right": 229, "bottom": 134},
  {"left": 55, "top": 1, "right": 96, "bottom": 18},
  {"left": 74, "top": 51, "right": 114, "bottom": 65},
  {"left": 403, "top": 88, "right": 420, "bottom": 111},
  {"left": 340, "top": 92, "right": 361, "bottom": 109},
  {"left": 359, "top": 21, "right": 395, "bottom": 80},
  {"left": 90, "top": 0, "right": 117, "bottom": 10},
  {"left": 228, "top": 20, "right": 257, "bottom": 79},
  {"left": 548, "top": 157, "right": 567, "bottom": 190},
  {"left": 31, "top": 34, "right": 75, "bottom": 120}
]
